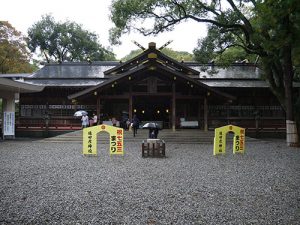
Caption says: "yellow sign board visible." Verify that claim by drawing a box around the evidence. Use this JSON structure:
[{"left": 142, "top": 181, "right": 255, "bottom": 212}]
[
  {"left": 213, "top": 125, "right": 245, "bottom": 155},
  {"left": 83, "top": 124, "right": 124, "bottom": 156}
]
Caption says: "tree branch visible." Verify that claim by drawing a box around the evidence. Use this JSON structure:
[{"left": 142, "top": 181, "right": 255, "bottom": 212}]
[
  {"left": 226, "top": 0, "right": 253, "bottom": 33},
  {"left": 43, "top": 51, "right": 50, "bottom": 63},
  {"left": 195, "top": 0, "right": 220, "bottom": 16},
  {"left": 171, "top": 0, "right": 187, "bottom": 17}
]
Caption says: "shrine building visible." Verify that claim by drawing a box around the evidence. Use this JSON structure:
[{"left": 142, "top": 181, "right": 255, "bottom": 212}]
[{"left": 13, "top": 42, "right": 295, "bottom": 137}]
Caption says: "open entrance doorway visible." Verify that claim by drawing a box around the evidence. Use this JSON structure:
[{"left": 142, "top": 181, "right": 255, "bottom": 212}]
[{"left": 133, "top": 96, "right": 171, "bottom": 128}]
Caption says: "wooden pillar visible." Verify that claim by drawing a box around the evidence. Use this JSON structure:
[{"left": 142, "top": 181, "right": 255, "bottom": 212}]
[
  {"left": 129, "top": 86, "right": 133, "bottom": 121},
  {"left": 204, "top": 97, "right": 208, "bottom": 132},
  {"left": 172, "top": 83, "right": 176, "bottom": 131},
  {"left": 183, "top": 103, "right": 187, "bottom": 119},
  {"left": 198, "top": 99, "right": 201, "bottom": 129},
  {"left": 96, "top": 96, "right": 100, "bottom": 121}
]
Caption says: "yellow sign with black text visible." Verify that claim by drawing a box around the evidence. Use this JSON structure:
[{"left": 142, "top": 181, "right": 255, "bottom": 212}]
[
  {"left": 213, "top": 125, "right": 245, "bottom": 155},
  {"left": 83, "top": 125, "right": 124, "bottom": 156}
]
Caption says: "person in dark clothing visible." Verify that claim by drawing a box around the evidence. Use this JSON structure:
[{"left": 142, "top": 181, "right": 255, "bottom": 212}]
[
  {"left": 149, "top": 127, "right": 159, "bottom": 138},
  {"left": 154, "top": 127, "right": 159, "bottom": 138},
  {"left": 149, "top": 128, "right": 155, "bottom": 138},
  {"left": 132, "top": 114, "right": 140, "bottom": 137}
]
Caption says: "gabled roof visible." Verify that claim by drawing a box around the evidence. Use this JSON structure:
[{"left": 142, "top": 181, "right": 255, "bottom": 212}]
[
  {"left": 68, "top": 56, "right": 235, "bottom": 101},
  {"left": 68, "top": 63, "right": 149, "bottom": 99},
  {"left": 104, "top": 42, "right": 199, "bottom": 76},
  {"left": 19, "top": 42, "right": 274, "bottom": 90}
]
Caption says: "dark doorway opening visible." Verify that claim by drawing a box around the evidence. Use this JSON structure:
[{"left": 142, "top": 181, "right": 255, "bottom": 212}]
[{"left": 133, "top": 96, "right": 171, "bottom": 127}]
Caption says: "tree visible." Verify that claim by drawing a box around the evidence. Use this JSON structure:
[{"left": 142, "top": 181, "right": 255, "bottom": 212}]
[
  {"left": 121, "top": 48, "right": 194, "bottom": 61},
  {"left": 27, "top": 15, "right": 115, "bottom": 63},
  {"left": 110, "top": 0, "right": 300, "bottom": 146},
  {"left": 193, "top": 25, "right": 256, "bottom": 64},
  {"left": 162, "top": 48, "right": 194, "bottom": 61},
  {"left": 0, "top": 21, "right": 34, "bottom": 74}
]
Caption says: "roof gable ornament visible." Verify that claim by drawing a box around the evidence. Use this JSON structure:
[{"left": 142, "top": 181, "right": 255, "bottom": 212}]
[
  {"left": 104, "top": 41, "right": 199, "bottom": 76},
  {"left": 131, "top": 40, "right": 146, "bottom": 50},
  {"left": 158, "top": 40, "right": 173, "bottom": 50}
]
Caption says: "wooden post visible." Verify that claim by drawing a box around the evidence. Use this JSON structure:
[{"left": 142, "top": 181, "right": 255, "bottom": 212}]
[
  {"left": 96, "top": 96, "right": 100, "bottom": 119},
  {"left": 129, "top": 86, "right": 133, "bottom": 121},
  {"left": 204, "top": 97, "right": 208, "bottom": 132},
  {"left": 172, "top": 83, "right": 176, "bottom": 131},
  {"left": 198, "top": 99, "right": 201, "bottom": 129}
]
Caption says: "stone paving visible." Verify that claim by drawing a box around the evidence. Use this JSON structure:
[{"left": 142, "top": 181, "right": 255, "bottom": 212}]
[{"left": 0, "top": 136, "right": 299, "bottom": 224}]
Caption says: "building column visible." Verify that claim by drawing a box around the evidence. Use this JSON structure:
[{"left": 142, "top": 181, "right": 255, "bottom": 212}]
[
  {"left": 204, "top": 97, "right": 208, "bottom": 132},
  {"left": 96, "top": 96, "right": 100, "bottom": 122},
  {"left": 129, "top": 86, "right": 133, "bottom": 121},
  {"left": 172, "top": 83, "right": 176, "bottom": 131},
  {"left": 198, "top": 99, "right": 202, "bottom": 129}
]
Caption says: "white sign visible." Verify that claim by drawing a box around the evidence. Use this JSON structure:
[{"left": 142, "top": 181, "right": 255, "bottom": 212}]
[{"left": 3, "top": 112, "right": 15, "bottom": 136}]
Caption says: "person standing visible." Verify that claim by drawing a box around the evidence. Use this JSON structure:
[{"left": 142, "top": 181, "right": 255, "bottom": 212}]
[
  {"left": 81, "top": 114, "right": 89, "bottom": 128},
  {"left": 112, "top": 117, "right": 117, "bottom": 126},
  {"left": 92, "top": 113, "right": 98, "bottom": 126},
  {"left": 132, "top": 114, "right": 140, "bottom": 137}
]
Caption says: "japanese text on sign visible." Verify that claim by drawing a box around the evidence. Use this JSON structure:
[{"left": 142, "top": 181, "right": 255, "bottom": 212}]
[
  {"left": 83, "top": 124, "right": 124, "bottom": 156},
  {"left": 213, "top": 125, "right": 246, "bottom": 155},
  {"left": 3, "top": 112, "right": 15, "bottom": 136}
]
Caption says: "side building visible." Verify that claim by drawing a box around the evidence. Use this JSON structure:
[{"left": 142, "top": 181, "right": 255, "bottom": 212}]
[{"left": 17, "top": 42, "right": 294, "bottom": 137}]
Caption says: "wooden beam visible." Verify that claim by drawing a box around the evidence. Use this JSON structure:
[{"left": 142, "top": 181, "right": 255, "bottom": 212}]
[
  {"left": 100, "top": 94, "right": 130, "bottom": 99},
  {"left": 100, "top": 93, "right": 204, "bottom": 99},
  {"left": 132, "top": 92, "right": 172, "bottom": 96},
  {"left": 176, "top": 95, "right": 204, "bottom": 100}
]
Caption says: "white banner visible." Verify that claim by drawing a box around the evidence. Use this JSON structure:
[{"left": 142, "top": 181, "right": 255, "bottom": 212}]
[{"left": 4, "top": 112, "right": 15, "bottom": 136}]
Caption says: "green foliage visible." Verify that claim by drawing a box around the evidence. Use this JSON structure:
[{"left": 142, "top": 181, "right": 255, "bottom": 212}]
[
  {"left": 161, "top": 48, "right": 194, "bottom": 61},
  {"left": 194, "top": 24, "right": 257, "bottom": 64},
  {"left": 28, "top": 15, "right": 116, "bottom": 63},
  {"left": 193, "top": 26, "right": 219, "bottom": 63},
  {"left": 121, "top": 49, "right": 143, "bottom": 61},
  {"left": 121, "top": 48, "right": 193, "bottom": 61},
  {"left": 0, "top": 21, "right": 34, "bottom": 74},
  {"left": 215, "top": 47, "right": 257, "bottom": 65}
]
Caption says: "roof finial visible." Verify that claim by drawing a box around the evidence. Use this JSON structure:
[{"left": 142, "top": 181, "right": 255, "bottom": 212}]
[
  {"left": 158, "top": 40, "right": 173, "bottom": 50},
  {"left": 131, "top": 40, "right": 146, "bottom": 50}
]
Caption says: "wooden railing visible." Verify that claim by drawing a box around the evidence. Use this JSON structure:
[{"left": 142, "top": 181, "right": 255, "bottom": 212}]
[
  {"left": 16, "top": 117, "right": 82, "bottom": 131},
  {"left": 16, "top": 116, "right": 286, "bottom": 132},
  {"left": 208, "top": 117, "right": 286, "bottom": 131}
]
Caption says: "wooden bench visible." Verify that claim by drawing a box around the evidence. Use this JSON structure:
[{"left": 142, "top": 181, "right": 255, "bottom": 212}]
[{"left": 142, "top": 139, "right": 166, "bottom": 157}]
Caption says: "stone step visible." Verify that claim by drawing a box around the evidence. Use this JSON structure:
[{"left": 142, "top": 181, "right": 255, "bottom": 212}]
[{"left": 39, "top": 129, "right": 259, "bottom": 144}]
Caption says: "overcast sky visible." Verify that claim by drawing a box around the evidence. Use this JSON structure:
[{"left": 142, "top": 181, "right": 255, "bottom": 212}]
[{"left": 2, "top": 0, "right": 207, "bottom": 59}]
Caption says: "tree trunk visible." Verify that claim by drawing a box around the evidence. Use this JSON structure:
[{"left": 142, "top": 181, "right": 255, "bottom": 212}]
[
  {"left": 282, "top": 16, "right": 299, "bottom": 147},
  {"left": 283, "top": 50, "right": 299, "bottom": 146}
]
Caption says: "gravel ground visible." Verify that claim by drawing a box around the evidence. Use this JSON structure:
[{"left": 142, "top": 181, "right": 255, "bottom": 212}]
[{"left": 0, "top": 139, "right": 300, "bottom": 225}]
